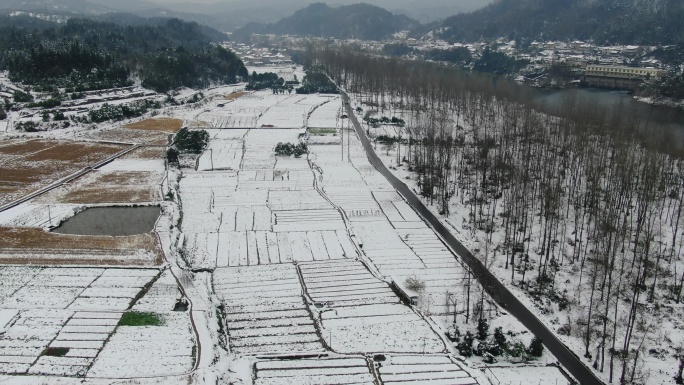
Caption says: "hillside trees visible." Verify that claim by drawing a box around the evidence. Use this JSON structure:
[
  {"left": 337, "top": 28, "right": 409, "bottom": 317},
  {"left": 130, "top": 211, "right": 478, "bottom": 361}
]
[
  {"left": 0, "top": 17, "right": 247, "bottom": 93},
  {"left": 311, "top": 47, "right": 684, "bottom": 382}
]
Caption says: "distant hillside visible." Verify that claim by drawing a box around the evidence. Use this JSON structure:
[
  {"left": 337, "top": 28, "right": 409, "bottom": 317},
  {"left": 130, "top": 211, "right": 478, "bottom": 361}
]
[
  {"left": 233, "top": 3, "right": 419, "bottom": 41},
  {"left": 434, "top": 0, "right": 684, "bottom": 45},
  {"left": 0, "top": 16, "right": 246, "bottom": 93}
]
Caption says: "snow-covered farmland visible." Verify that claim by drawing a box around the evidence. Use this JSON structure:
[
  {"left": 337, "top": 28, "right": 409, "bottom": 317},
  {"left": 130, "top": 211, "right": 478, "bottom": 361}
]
[
  {"left": 486, "top": 365, "right": 572, "bottom": 385},
  {"left": 88, "top": 311, "right": 194, "bottom": 378},
  {"left": 214, "top": 264, "right": 324, "bottom": 355},
  {"left": 378, "top": 355, "right": 480, "bottom": 385},
  {"left": 254, "top": 357, "right": 375, "bottom": 385},
  {"left": 308, "top": 131, "right": 498, "bottom": 325},
  {"left": 299, "top": 260, "right": 399, "bottom": 306},
  {"left": 0, "top": 266, "right": 195, "bottom": 378}
]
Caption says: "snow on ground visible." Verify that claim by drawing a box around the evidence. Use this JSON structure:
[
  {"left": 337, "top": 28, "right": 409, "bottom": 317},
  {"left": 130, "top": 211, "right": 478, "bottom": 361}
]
[
  {"left": 307, "top": 96, "right": 342, "bottom": 129},
  {"left": 486, "top": 365, "right": 572, "bottom": 385},
  {"left": 0, "top": 267, "right": 191, "bottom": 377},
  {"left": 88, "top": 311, "right": 194, "bottom": 378},
  {"left": 245, "top": 66, "right": 305, "bottom": 83},
  {"left": 378, "top": 355, "right": 480, "bottom": 385},
  {"left": 321, "top": 303, "right": 445, "bottom": 354},
  {"left": 253, "top": 357, "right": 375, "bottom": 385},
  {"left": 0, "top": 79, "right": 560, "bottom": 383},
  {"left": 98, "top": 158, "right": 165, "bottom": 173},
  {"left": 213, "top": 264, "right": 325, "bottom": 355},
  {"left": 0, "top": 203, "right": 79, "bottom": 228}
]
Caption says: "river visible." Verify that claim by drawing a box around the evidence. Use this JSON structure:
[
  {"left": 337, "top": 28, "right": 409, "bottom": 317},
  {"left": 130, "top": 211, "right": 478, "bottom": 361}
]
[{"left": 533, "top": 87, "right": 684, "bottom": 135}]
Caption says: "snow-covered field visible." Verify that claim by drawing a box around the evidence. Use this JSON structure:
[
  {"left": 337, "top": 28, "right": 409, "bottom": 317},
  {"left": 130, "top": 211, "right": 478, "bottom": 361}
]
[
  {"left": 0, "top": 266, "right": 195, "bottom": 378},
  {"left": 0, "top": 75, "right": 572, "bottom": 384}
]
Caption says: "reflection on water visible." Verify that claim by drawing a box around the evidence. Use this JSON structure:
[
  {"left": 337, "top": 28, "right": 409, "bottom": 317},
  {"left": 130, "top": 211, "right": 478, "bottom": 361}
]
[{"left": 533, "top": 88, "right": 684, "bottom": 134}]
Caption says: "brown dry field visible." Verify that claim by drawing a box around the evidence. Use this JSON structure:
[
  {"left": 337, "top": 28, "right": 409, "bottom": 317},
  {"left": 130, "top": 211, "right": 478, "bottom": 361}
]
[
  {"left": 0, "top": 140, "right": 129, "bottom": 206},
  {"left": 124, "top": 118, "right": 184, "bottom": 133},
  {"left": 36, "top": 170, "right": 163, "bottom": 204},
  {"left": 84, "top": 128, "right": 170, "bottom": 145},
  {"left": 189, "top": 120, "right": 212, "bottom": 128},
  {"left": 0, "top": 139, "right": 54, "bottom": 156},
  {"left": 0, "top": 227, "right": 163, "bottom": 266},
  {"left": 121, "top": 146, "right": 166, "bottom": 160},
  {"left": 224, "top": 91, "right": 249, "bottom": 101}
]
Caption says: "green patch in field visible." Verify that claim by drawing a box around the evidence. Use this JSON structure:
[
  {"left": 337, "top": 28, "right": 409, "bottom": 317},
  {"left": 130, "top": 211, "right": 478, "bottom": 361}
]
[
  {"left": 42, "top": 347, "right": 69, "bottom": 357},
  {"left": 308, "top": 128, "right": 337, "bottom": 136},
  {"left": 118, "top": 311, "right": 164, "bottom": 327}
]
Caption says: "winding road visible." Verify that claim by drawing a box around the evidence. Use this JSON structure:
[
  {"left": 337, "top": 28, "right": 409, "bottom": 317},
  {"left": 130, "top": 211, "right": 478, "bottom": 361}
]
[{"left": 341, "top": 92, "right": 605, "bottom": 385}]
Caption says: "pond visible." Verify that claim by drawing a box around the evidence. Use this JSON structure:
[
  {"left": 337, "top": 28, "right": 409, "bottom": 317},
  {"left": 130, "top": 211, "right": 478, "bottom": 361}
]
[{"left": 53, "top": 206, "right": 160, "bottom": 236}]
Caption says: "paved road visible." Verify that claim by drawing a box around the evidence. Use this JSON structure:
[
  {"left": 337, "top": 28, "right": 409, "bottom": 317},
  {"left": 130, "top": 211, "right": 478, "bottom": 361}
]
[{"left": 341, "top": 92, "right": 604, "bottom": 385}]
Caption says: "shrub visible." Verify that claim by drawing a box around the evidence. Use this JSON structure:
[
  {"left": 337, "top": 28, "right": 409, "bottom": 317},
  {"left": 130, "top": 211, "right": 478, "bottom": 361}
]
[
  {"left": 509, "top": 341, "right": 528, "bottom": 360},
  {"left": 16, "top": 121, "right": 38, "bottom": 132},
  {"left": 446, "top": 324, "right": 460, "bottom": 342},
  {"left": 13, "top": 90, "right": 33, "bottom": 103},
  {"left": 173, "top": 128, "right": 209, "bottom": 154},
  {"left": 167, "top": 148, "right": 180, "bottom": 164},
  {"left": 457, "top": 331, "right": 474, "bottom": 357},
  {"left": 528, "top": 336, "right": 544, "bottom": 357},
  {"left": 477, "top": 318, "right": 489, "bottom": 340},
  {"left": 405, "top": 275, "right": 426, "bottom": 292},
  {"left": 494, "top": 327, "right": 508, "bottom": 353},
  {"left": 118, "top": 312, "right": 164, "bottom": 326},
  {"left": 274, "top": 142, "right": 307, "bottom": 157},
  {"left": 28, "top": 98, "right": 61, "bottom": 109}
]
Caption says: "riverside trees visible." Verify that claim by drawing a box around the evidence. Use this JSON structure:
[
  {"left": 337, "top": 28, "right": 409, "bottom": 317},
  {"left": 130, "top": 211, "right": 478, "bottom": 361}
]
[{"left": 311, "top": 47, "right": 684, "bottom": 384}]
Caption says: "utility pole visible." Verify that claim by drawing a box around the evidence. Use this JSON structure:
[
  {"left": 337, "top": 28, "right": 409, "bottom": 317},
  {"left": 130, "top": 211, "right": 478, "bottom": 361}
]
[
  {"left": 341, "top": 104, "right": 344, "bottom": 162},
  {"left": 347, "top": 103, "right": 350, "bottom": 162}
]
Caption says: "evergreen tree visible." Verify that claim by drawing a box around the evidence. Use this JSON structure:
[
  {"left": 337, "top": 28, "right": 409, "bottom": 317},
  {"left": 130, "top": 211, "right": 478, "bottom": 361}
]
[
  {"left": 457, "top": 331, "right": 474, "bottom": 357},
  {"left": 494, "top": 327, "right": 508, "bottom": 353},
  {"left": 528, "top": 336, "right": 544, "bottom": 357},
  {"left": 477, "top": 318, "right": 489, "bottom": 340}
]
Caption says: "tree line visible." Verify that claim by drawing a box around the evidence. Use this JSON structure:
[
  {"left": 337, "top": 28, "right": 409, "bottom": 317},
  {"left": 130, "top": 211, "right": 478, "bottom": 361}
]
[{"left": 311, "top": 46, "right": 684, "bottom": 384}]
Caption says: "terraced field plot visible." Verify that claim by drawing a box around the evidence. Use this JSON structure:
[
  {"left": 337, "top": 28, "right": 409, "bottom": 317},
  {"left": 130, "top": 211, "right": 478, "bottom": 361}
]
[
  {"left": 84, "top": 128, "right": 170, "bottom": 145},
  {"left": 0, "top": 139, "right": 129, "bottom": 206},
  {"left": 0, "top": 227, "right": 163, "bottom": 266},
  {"left": 124, "top": 118, "right": 184, "bottom": 133},
  {"left": 88, "top": 311, "right": 194, "bottom": 378},
  {"left": 320, "top": 303, "right": 445, "bottom": 354},
  {"left": 272, "top": 209, "right": 346, "bottom": 232},
  {"left": 254, "top": 357, "right": 375, "bottom": 385},
  {"left": 214, "top": 264, "right": 324, "bottom": 354},
  {"left": 35, "top": 169, "right": 164, "bottom": 204},
  {"left": 378, "top": 355, "right": 479, "bottom": 385},
  {"left": 299, "top": 260, "right": 398, "bottom": 307},
  {"left": 0, "top": 267, "right": 183, "bottom": 378},
  {"left": 309, "top": 126, "right": 493, "bottom": 324}
]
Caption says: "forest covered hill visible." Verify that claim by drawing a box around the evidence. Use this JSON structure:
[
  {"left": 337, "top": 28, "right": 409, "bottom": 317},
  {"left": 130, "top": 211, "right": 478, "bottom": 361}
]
[
  {"left": 0, "top": 16, "right": 247, "bottom": 93},
  {"left": 433, "top": 0, "right": 684, "bottom": 45}
]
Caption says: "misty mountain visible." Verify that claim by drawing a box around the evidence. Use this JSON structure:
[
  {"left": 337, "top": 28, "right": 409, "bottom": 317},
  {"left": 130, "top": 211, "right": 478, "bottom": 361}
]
[
  {"left": 434, "top": 0, "right": 684, "bottom": 45},
  {"left": 0, "top": 0, "right": 491, "bottom": 31},
  {"left": 0, "top": 0, "right": 112, "bottom": 14},
  {"left": 159, "top": 0, "right": 491, "bottom": 28},
  {"left": 232, "top": 3, "right": 418, "bottom": 41}
]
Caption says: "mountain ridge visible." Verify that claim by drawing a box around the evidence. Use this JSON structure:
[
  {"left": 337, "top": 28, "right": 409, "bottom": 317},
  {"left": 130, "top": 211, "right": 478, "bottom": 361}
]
[
  {"left": 232, "top": 2, "right": 419, "bottom": 41},
  {"left": 433, "top": 0, "right": 684, "bottom": 45}
]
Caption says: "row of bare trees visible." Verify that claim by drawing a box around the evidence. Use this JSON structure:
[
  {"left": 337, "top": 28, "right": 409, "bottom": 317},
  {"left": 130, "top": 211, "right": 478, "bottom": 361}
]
[{"left": 310, "top": 46, "right": 684, "bottom": 384}]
